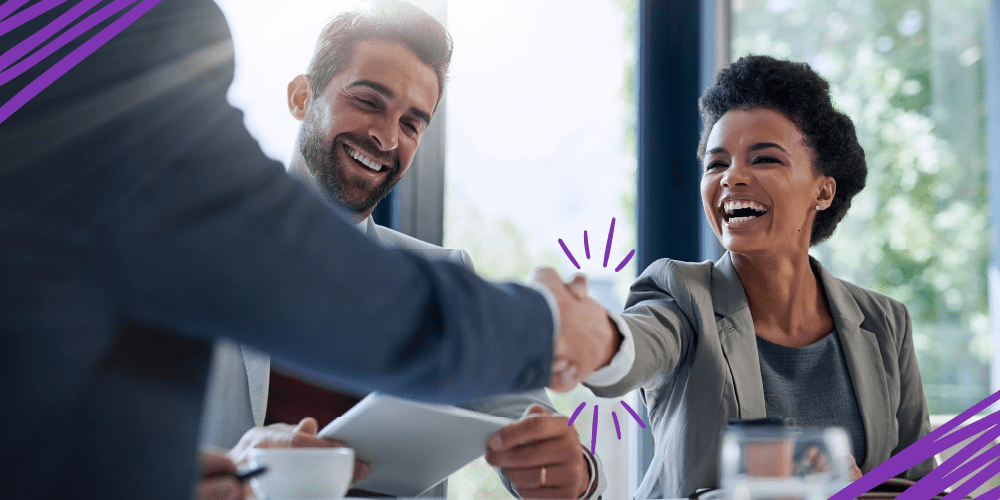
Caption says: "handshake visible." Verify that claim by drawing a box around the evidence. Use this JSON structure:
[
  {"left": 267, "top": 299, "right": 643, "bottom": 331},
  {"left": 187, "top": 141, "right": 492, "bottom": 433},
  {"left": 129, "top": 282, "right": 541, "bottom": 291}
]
[{"left": 526, "top": 267, "right": 622, "bottom": 393}]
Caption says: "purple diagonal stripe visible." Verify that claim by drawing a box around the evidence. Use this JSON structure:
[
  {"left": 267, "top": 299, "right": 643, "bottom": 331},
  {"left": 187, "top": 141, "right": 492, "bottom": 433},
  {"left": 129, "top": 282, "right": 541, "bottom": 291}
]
[
  {"left": 584, "top": 230, "right": 590, "bottom": 259},
  {"left": 895, "top": 411, "right": 1000, "bottom": 500},
  {"left": 621, "top": 400, "right": 646, "bottom": 429},
  {"left": 0, "top": 0, "right": 102, "bottom": 75},
  {"left": 590, "top": 404, "right": 598, "bottom": 456},
  {"left": 0, "top": 0, "right": 160, "bottom": 125},
  {"left": 615, "top": 249, "right": 635, "bottom": 272},
  {"left": 0, "top": 0, "right": 32, "bottom": 24},
  {"left": 978, "top": 483, "right": 1000, "bottom": 500},
  {"left": 558, "top": 238, "right": 580, "bottom": 269},
  {"left": 0, "top": 0, "right": 66, "bottom": 37},
  {"left": 831, "top": 390, "right": 1000, "bottom": 500},
  {"left": 612, "top": 411, "right": 621, "bottom": 440},
  {"left": 1, "top": 0, "right": 133, "bottom": 86},
  {"left": 567, "top": 402, "right": 586, "bottom": 426},
  {"left": 603, "top": 217, "right": 616, "bottom": 268},
  {"left": 940, "top": 419, "right": 1000, "bottom": 484},
  {"left": 938, "top": 443, "right": 1000, "bottom": 500}
]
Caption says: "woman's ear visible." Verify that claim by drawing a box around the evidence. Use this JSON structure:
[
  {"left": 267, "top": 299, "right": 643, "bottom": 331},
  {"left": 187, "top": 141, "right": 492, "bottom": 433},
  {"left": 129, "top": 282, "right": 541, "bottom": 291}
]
[
  {"left": 287, "top": 75, "right": 311, "bottom": 121},
  {"left": 816, "top": 176, "right": 836, "bottom": 211}
]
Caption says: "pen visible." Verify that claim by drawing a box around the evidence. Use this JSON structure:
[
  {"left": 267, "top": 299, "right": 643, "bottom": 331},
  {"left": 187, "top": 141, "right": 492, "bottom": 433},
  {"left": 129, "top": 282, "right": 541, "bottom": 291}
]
[{"left": 235, "top": 466, "right": 267, "bottom": 482}]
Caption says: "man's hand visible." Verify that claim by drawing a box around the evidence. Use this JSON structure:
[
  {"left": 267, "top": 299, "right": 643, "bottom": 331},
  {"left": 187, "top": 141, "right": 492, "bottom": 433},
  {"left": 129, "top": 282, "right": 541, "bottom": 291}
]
[
  {"left": 227, "top": 417, "right": 371, "bottom": 484},
  {"left": 485, "top": 405, "right": 592, "bottom": 500},
  {"left": 199, "top": 450, "right": 252, "bottom": 500},
  {"left": 529, "top": 267, "right": 620, "bottom": 392}
]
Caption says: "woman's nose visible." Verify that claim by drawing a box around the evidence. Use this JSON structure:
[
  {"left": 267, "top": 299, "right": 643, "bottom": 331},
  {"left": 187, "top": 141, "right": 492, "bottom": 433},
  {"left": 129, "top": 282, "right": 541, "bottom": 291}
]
[{"left": 721, "top": 160, "right": 750, "bottom": 187}]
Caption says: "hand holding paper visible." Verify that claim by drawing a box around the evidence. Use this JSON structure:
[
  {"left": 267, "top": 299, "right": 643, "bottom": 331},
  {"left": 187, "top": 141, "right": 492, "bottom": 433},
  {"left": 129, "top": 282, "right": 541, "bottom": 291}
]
[
  {"left": 486, "top": 405, "right": 592, "bottom": 499},
  {"left": 227, "top": 417, "right": 371, "bottom": 484}
]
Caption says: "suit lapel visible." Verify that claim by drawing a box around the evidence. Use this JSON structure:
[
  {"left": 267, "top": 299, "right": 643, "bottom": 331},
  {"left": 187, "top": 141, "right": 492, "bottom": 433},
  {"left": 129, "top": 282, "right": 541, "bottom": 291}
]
[
  {"left": 713, "top": 252, "right": 767, "bottom": 419},
  {"left": 364, "top": 216, "right": 386, "bottom": 247},
  {"left": 813, "top": 260, "right": 891, "bottom": 470},
  {"left": 241, "top": 345, "right": 271, "bottom": 426}
]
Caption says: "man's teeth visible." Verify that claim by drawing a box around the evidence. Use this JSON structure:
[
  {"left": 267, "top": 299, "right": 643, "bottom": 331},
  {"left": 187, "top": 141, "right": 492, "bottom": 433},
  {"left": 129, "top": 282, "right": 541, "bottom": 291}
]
[{"left": 348, "top": 147, "right": 384, "bottom": 172}]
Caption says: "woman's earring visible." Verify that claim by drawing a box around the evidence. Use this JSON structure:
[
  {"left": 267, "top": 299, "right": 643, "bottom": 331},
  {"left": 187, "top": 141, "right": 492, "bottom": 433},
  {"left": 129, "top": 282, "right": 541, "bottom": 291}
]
[{"left": 816, "top": 205, "right": 822, "bottom": 210}]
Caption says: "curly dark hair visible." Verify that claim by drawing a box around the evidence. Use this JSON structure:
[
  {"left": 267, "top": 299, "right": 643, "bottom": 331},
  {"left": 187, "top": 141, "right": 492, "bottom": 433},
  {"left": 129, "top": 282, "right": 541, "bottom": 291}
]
[
  {"left": 697, "top": 55, "right": 867, "bottom": 245},
  {"left": 307, "top": 0, "right": 452, "bottom": 107}
]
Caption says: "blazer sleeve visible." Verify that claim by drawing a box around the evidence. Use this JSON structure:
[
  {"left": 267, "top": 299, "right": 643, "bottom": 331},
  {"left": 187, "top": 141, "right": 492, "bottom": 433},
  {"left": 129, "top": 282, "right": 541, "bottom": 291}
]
[
  {"left": 586, "top": 259, "right": 697, "bottom": 398},
  {"left": 892, "top": 304, "right": 937, "bottom": 479}
]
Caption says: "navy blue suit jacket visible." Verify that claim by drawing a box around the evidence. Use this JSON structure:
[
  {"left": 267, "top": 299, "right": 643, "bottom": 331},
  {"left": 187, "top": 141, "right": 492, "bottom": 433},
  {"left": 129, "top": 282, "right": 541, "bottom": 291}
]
[{"left": 0, "top": 2, "right": 553, "bottom": 498}]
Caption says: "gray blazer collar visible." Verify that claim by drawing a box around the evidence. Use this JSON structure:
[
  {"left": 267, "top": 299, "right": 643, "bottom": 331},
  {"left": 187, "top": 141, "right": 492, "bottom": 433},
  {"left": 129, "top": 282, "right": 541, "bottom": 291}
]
[
  {"left": 710, "top": 251, "right": 890, "bottom": 468},
  {"left": 710, "top": 251, "right": 864, "bottom": 325}
]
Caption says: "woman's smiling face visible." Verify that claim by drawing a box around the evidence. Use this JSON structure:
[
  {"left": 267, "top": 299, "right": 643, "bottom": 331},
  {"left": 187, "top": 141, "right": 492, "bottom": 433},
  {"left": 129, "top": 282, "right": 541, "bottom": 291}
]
[{"left": 700, "top": 107, "right": 836, "bottom": 256}]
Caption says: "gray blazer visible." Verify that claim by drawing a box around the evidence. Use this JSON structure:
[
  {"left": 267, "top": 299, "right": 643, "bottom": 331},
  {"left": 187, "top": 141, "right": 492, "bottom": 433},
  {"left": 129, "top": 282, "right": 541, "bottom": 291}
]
[
  {"left": 588, "top": 252, "right": 935, "bottom": 499},
  {"left": 201, "top": 217, "right": 601, "bottom": 498}
]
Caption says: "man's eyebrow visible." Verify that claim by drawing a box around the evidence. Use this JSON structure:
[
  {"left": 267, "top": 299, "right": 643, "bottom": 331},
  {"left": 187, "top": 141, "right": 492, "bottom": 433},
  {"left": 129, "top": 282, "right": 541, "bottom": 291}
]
[
  {"left": 749, "top": 142, "right": 789, "bottom": 154},
  {"left": 409, "top": 107, "right": 431, "bottom": 126},
  {"left": 347, "top": 80, "right": 432, "bottom": 126},
  {"left": 348, "top": 79, "right": 393, "bottom": 98},
  {"left": 706, "top": 147, "right": 727, "bottom": 156}
]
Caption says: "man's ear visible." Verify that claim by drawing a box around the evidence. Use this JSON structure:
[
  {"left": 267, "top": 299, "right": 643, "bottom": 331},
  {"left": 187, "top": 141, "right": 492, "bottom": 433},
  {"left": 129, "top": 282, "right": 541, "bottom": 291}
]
[{"left": 287, "top": 74, "right": 311, "bottom": 121}]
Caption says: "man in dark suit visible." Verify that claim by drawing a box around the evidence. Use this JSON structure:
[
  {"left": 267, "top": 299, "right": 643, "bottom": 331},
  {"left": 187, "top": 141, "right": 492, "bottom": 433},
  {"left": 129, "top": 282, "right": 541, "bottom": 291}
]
[{"left": 0, "top": 1, "right": 618, "bottom": 499}]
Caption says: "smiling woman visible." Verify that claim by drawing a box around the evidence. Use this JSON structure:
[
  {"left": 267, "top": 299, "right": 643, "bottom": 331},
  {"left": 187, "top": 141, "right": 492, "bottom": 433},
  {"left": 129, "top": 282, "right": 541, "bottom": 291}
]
[{"left": 584, "top": 55, "right": 936, "bottom": 499}]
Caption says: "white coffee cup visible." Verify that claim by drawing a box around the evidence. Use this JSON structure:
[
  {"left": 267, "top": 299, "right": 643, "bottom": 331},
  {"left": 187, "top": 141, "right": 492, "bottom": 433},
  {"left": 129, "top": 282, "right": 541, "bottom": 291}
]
[{"left": 248, "top": 447, "right": 355, "bottom": 499}]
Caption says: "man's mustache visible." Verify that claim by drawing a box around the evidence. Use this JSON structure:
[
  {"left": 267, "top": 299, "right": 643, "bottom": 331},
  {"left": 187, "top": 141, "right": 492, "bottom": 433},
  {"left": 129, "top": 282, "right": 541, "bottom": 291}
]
[{"left": 334, "top": 133, "right": 398, "bottom": 169}]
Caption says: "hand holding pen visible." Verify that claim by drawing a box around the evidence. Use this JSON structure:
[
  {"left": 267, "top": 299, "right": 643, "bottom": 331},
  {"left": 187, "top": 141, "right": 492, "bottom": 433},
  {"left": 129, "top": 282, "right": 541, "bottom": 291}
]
[{"left": 199, "top": 450, "right": 262, "bottom": 500}]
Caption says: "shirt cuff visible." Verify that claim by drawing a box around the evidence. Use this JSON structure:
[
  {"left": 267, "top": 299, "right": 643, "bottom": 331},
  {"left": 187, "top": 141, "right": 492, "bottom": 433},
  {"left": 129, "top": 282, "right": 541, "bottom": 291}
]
[
  {"left": 584, "top": 309, "right": 635, "bottom": 388},
  {"left": 580, "top": 447, "right": 607, "bottom": 499},
  {"left": 526, "top": 281, "right": 561, "bottom": 345}
]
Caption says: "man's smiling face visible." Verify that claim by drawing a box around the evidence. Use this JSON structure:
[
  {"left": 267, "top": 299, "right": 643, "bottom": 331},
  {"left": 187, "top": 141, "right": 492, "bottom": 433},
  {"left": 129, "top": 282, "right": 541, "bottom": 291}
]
[{"left": 293, "top": 38, "right": 439, "bottom": 218}]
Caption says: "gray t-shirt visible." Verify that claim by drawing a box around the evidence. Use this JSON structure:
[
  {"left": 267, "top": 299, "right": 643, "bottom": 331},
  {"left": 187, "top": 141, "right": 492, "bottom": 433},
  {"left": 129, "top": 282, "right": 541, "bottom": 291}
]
[{"left": 756, "top": 331, "right": 867, "bottom": 466}]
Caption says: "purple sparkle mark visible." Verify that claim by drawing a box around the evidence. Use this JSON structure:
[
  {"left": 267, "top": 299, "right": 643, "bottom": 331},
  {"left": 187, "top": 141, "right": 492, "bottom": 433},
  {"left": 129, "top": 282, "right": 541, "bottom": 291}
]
[
  {"left": 620, "top": 400, "right": 646, "bottom": 429},
  {"left": 558, "top": 238, "right": 581, "bottom": 269},
  {"left": 584, "top": 230, "right": 590, "bottom": 259},
  {"left": 615, "top": 249, "right": 635, "bottom": 272},
  {"left": 590, "top": 404, "right": 599, "bottom": 456},
  {"left": 603, "top": 217, "right": 616, "bottom": 268},
  {"left": 567, "top": 402, "right": 586, "bottom": 426},
  {"left": 0, "top": 0, "right": 163, "bottom": 125},
  {"left": 612, "top": 411, "right": 622, "bottom": 440}
]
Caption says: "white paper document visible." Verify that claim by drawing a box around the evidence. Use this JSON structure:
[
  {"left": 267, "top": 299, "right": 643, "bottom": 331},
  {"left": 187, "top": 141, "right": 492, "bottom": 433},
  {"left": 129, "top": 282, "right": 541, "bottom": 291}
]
[{"left": 317, "top": 393, "right": 513, "bottom": 497}]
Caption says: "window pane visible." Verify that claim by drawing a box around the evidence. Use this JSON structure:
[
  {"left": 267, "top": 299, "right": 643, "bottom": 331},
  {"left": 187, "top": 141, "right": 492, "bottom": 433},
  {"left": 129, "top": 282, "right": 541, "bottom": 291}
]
[
  {"left": 733, "top": 0, "right": 990, "bottom": 414},
  {"left": 444, "top": 0, "right": 638, "bottom": 497}
]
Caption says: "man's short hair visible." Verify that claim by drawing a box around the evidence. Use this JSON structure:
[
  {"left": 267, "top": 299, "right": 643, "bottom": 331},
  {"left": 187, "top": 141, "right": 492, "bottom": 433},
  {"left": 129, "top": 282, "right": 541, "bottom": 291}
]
[{"left": 307, "top": 0, "right": 453, "bottom": 104}]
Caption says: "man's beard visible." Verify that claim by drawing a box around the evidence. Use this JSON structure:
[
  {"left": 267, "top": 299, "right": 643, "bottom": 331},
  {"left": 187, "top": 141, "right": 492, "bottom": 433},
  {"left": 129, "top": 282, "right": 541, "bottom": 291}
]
[{"left": 298, "top": 118, "right": 402, "bottom": 215}]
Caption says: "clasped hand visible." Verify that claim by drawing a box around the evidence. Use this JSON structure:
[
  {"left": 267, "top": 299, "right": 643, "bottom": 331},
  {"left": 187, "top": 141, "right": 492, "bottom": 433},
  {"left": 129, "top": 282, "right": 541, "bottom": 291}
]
[{"left": 528, "top": 268, "right": 620, "bottom": 392}]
